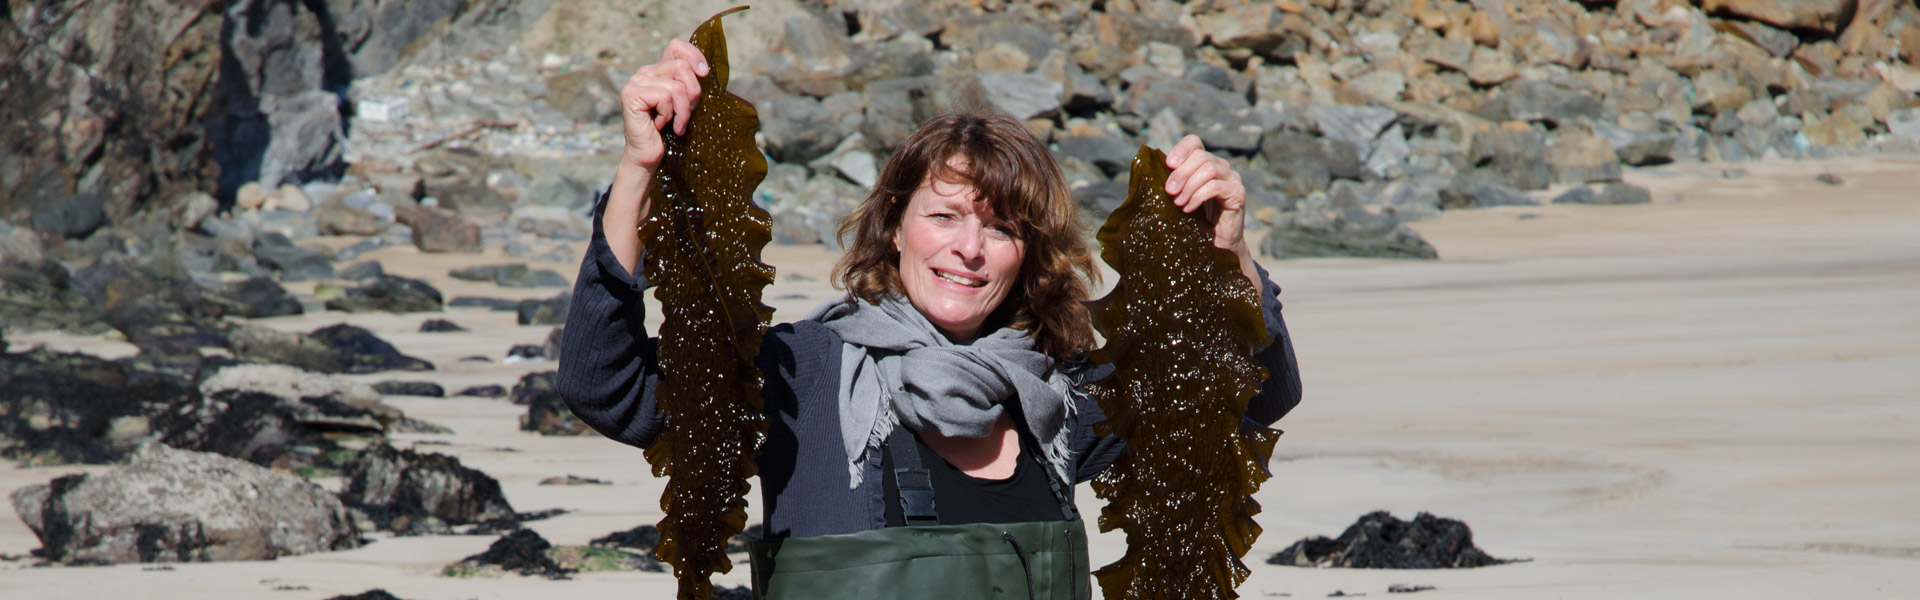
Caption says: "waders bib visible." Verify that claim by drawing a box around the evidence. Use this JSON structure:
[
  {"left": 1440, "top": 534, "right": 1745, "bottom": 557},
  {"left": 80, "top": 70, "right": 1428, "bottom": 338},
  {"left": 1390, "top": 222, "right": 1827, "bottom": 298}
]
[{"left": 748, "top": 428, "right": 1091, "bottom": 599}]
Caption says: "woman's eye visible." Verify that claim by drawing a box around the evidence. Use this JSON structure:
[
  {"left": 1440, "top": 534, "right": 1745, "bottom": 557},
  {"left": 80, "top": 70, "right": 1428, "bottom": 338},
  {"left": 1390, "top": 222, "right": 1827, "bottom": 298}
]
[
  {"left": 986, "top": 225, "right": 1016, "bottom": 240},
  {"left": 929, "top": 213, "right": 955, "bottom": 222}
]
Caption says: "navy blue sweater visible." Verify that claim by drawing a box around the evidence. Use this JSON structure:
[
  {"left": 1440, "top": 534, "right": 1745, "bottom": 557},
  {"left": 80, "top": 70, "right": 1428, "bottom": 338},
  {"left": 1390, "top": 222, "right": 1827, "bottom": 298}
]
[{"left": 557, "top": 194, "right": 1303, "bottom": 539}]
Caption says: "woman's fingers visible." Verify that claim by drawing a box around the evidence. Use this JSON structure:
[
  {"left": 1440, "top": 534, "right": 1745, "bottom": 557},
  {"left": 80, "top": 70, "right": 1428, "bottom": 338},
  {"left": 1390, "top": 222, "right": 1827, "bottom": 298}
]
[
  {"left": 1173, "top": 159, "right": 1224, "bottom": 212},
  {"left": 663, "top": 38, "right": 710, "bottom": 78}
]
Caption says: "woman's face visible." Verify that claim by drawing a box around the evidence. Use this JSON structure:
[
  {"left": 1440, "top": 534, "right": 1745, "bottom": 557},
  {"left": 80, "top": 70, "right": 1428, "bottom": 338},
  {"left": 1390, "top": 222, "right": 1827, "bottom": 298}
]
[{"left": 893, "top": 164, "right": 1024, "bottom": 342}]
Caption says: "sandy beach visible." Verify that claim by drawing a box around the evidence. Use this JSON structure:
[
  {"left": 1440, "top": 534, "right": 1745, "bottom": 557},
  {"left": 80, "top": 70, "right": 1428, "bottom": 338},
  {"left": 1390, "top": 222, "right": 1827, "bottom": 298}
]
[{"left": 5, "top": 154, "right": 1918, "bottom": 598}]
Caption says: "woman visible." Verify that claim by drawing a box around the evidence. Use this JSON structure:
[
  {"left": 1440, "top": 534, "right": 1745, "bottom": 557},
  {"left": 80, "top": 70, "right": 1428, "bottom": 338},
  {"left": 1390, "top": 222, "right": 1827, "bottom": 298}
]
[{"left": 558, "top": 39, "right": 1302, "bottom": 596}]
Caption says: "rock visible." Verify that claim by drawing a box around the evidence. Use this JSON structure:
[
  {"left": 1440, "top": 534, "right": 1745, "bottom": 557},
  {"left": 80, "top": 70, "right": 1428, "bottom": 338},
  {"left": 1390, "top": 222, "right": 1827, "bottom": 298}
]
[
  {"left": 307, "top": 324, "right": 434, "bottom": 374},
  {"left": 442, "top": 529, "right": 572, "bottom": 579},
  {"left": 809, "top": 133, "right": 880, "bottom": 189},
  {"left": 1267, "top": 511, "right": 1509, "bottom": 569},
  {"left": 419, "top": 319, "right": 468, "bottom": 333},
  {"left": 761, "top": 95, "right": 845, "bottom": 164},
  {"left": 337, "top": 261, "right": 386, "bottom": 282},
  {"left": 315, "top": 197, "right": 385, "bottom": 236},
  {"left": 1713, "top": 19, "right": 1798, "bottom": 58},
  {"left": 517, "top": 293, "right": 571, "bottom": 326},
  {"left": 10, "top": 444, "right": 358, "bottom": 564},
  {"left": 1348, "top": 69, "right": 1407, "bottom": 104},
  {"left": 1800, "top": 111, "right": 1867, "bottom": 147},
  {"left": 861, "top": 77, "right": 933, "bottom": 152},
  {"left": 28, "top": 193, "right": 107, "bottom": 239},
  {"left": 0, "top": 0, "right": 224, "bottom": 236},
  {"left": 1888, "top": 108, "right": 1920, "bottom": 143},
  {"left": 591, "top": 524, "right": 662, "bottom": 550},
  {"left": 237, "top": 183, "right": 270, "bottom": 210},
  {"left": 1591, "top": 120, "right": 1679, "bottom": 165},
  {"left": 374, "top": 381, "right": 445, "bottom": 398},
  {"left": 253, "top": 232, "right": 335, "bottom": 282},
  {"left": 509, "top": 205, "right": 591, "bottom": 241},
  {"left": 1815, "top": 172, "right": 1845, "bottom": 186},
  {"left": 325, "top": 275, "right": 445, "bottom": 313},
  {"left": 456, "top": 385, "right": 507, "bottom": 398},
  {"left": 1468, "top": 128, "right": 1552, "bottom": 191},
  {"left": 1551, "top": 186, "right": 1601, "bottom": 205},
  {"left": 541, "top": 475, "right": 610, "bottom": 486},
  {"left": 1466, "top": 46, "right": 1520, "bottom": 86},
  {"left": 1413, "top": 37, "right": 1474, "bottom": 73},
  {"left": 514, "top": 371, "right": 592, "bottom": 436},
  {"left": 0, "top": 348, "right": 198, "bottom": 466},
  {"left": 1055, "top": 124, "right": 1141, "bottom": 178},
  {"left": 325, "top": 591, "right": 408, "bottom": 600},
  {"left": 198, "top": 363, "right": 380, "bottom": 405},
  {"left": 1308, "top": 104, "right": 1400, "bottom": 164},
  {"left": 1366, "top": 125, "right": 1412, "bottom": 179},
  {"left": 397, "top": 205, "right": 482, "bottom": 253},
  {"left": 507, "top": 345, "right": 546, "bottom": 361},
  {"left": 1263, "top": 213, "right": 1439, "bottom": 260},
  {"left": 1596, "top": 182, "right": 1654, "bottom": 205},
  {"left": 264, "top": 184, "right": 314, "bottom": 212},
  {"left": 1698, "top": 0, "right": 1856, "bottom": 35},
  {"left": 976, "top": 72, "right": 1064, "bottom": 120},
  {"left": 543, "top": 69, "right": 620, "bottom": 124},
  {"left": 1690, "top": 70, "right": 1754, "bottom": 116},
  {"left": 1125, "top": 72, "right": 1263, "bottom": 154},
  {"left": 341, "top": 443, "right": 516, "bottom": 532},
  {"left": 1441, "top": 174, "right": 1541, "bottom": 208},
  {"left": 207, "top": 278, "right": 299, "bottom": 320},
  {"left": 1262, "top": 130, "right": 1364, "bottom": 195},
  {"left": 448, "top": 296, "right": 521, "bottom": 311},
  {"left": 228, "top": 324, "right": 431, "bottom": 375},
  {"left": 1545, "top": 128, "right": 1623, "bottom": 184},
  {"left": 449, "top": 264, "right": 569, "bottom": 289},
  {"left": 1476, "top": 81, "right": 1603, "bottom": 127}
]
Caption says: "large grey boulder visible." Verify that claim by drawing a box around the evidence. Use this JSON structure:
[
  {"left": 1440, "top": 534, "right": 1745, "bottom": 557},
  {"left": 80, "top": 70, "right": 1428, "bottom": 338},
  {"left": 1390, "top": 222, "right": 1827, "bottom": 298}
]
[
  {"left": 10, "top": 444, "right": 359, "bottom": 564},
  {"left": 1468, "top": 128, "right": 1552, "bottom": 191}
]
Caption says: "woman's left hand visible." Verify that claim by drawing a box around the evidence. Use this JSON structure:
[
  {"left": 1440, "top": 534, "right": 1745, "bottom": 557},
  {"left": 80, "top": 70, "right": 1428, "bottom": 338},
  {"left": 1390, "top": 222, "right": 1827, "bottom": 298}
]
[{"left": 1162, "top": 135, "right": 1261, "bottom": 289}]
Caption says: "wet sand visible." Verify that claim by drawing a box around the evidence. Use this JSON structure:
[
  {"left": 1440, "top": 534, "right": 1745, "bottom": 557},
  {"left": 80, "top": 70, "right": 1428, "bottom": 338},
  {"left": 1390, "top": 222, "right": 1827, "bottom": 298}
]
[{"left": 4, "top": 155, "right": 1918, "bottom": 598}]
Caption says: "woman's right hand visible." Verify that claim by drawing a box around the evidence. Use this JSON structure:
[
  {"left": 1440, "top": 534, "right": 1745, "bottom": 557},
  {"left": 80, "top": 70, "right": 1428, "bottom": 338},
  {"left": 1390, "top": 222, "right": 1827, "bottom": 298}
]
[
  {"left": 603, "top": 39, "right": 710, "bottom": 276},
  {"left": 619, "top": 38, "right": 711, "bottom": 171}
]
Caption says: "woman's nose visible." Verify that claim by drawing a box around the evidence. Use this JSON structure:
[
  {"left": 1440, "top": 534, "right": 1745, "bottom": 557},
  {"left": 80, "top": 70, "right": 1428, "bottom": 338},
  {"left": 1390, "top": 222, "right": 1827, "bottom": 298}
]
[{"left": 951, "top": 221, "right": 985, "bottom": 260}]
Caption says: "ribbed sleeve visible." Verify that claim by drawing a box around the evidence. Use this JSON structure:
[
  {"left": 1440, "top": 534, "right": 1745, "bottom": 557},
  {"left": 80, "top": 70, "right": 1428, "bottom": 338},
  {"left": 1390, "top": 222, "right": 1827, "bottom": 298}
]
[{"left": 555, "top": 191, "right": 668, "bottom": 449}]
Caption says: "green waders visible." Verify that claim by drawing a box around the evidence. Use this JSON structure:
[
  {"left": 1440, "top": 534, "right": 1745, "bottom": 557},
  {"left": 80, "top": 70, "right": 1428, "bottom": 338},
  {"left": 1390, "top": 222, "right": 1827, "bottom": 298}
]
[{"left": 748, "top": 428, "right": 1092, "bottom": 599}]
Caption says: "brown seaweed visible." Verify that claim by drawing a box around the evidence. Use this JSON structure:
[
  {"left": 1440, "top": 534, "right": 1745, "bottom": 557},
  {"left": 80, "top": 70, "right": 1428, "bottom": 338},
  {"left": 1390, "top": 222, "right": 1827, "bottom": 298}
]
[
  {"left": 1086, "top": 146, "right": 1282, "bottom": 599},
  {"left": 637, "top": 7, "right": 776, "bottom": 600}
]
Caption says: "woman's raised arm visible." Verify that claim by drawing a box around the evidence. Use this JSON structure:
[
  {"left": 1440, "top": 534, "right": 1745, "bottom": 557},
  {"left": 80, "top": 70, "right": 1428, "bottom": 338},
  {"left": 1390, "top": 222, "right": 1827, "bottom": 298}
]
[{"left": 602, "top": 38, "right": 710, "bottom": 275}]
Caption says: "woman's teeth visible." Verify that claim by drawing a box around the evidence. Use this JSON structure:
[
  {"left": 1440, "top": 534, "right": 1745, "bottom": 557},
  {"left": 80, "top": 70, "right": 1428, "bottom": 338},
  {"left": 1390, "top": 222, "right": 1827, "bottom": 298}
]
[{"left": 935, "top": 270, "right": 984, "bottom": 287}]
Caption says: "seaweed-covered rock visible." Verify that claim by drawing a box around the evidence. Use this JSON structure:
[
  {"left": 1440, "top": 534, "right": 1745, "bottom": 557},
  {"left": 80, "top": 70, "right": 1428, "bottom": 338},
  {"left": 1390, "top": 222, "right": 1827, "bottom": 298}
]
[
  {"left": 9, "top": 444, "right": 359, "bottom": 564},
  {"left": 228, "top": 324, "right": 432, "bottom": 374},
  {"left": 456, "top": 384, "right": 507, "bottom": 398},
  {"left": 441, "top": 529, "right": 571, "bottom": 579},
  {"left": 324, "top": 275, "right": 445, "bottom": 313},
  {"left": 1268, "top": 511, "right": 1510, "bottom": 569},
  {"left": 340, "top": 444, "right": 516, "bottom": 533},
  {"left": 373, "top": 381, "right": 446, "bottom": 397},
  {"left": 419, "top": 319, "right": 469, "bottom": 333},
  {"left": 516, "top": 292, "right": 571, "bottom": 326},
  {"left": 513, "top": 371, "right": 592, "bottom": 436},
  {"left": 325, "top": 591, "right": 408, "bottom": 600},
  {"left": 0, "top": 348, "right": 198, "bottom": 465}
]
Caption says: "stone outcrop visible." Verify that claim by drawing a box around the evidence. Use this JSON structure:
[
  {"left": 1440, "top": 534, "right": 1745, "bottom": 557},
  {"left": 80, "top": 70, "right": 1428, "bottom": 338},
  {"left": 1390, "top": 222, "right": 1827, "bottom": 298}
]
[
  {"left": 9, "top": 444, "right": 359, "bottom": 564},
  {"left": 1268, "top": 511, "right": 1510, "bottom": 569},
  {"left": 339, "top": 443, "right": 516, "bottom": 534}
]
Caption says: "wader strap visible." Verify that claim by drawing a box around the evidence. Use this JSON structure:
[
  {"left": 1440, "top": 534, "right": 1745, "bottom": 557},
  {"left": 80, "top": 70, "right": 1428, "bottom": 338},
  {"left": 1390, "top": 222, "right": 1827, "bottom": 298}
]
[
  {"left": 888, "top": 427, "right": 938, "bottom": 525},
  {"left": 1041, "top": 462, "right": 1079, "bottom": 522}
]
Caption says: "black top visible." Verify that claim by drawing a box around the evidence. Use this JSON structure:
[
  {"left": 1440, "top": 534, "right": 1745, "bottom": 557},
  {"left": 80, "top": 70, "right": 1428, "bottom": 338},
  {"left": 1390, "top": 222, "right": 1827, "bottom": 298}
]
[{"left": 882, "top": 426, "right": 1063, "bottom": 527}]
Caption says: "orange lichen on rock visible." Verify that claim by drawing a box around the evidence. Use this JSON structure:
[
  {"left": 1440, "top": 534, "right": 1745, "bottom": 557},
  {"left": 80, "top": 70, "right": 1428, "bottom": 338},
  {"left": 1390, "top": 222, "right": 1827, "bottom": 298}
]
[
  {"left": 1087, "top": 146, "right": 1281, "bottom": 599},
  {"left": 637, "top": 7, "right": 776, "bottom": 600}
]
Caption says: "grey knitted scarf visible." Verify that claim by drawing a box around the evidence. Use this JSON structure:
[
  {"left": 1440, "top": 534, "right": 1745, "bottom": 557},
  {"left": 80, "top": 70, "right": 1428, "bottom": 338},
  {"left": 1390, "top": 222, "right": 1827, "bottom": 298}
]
[{"left": 806, "top": 295, "right": 1074, "bottom": 489}]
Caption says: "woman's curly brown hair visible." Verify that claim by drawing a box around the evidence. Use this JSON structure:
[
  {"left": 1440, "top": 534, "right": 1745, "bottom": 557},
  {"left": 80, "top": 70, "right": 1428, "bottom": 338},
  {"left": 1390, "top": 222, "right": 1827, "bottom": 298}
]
[{"left": 832, "top": 112, "right": 1099, "bottom": 362}]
